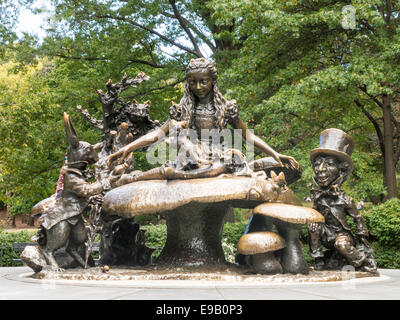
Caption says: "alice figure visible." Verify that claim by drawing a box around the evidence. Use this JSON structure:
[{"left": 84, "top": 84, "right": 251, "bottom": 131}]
[{"left": 107, "top": 58, "right": 299, "bottom": 184}]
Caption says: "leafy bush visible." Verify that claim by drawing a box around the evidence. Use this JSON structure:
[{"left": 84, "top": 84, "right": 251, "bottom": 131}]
[
  {"left": 370, "top": 242, "right": 400, "bottom": 269},
  {"left": 301, "top": 242, "right": 313, "bottom": 264},
  {"left": 364, "top": 198, "right": 400, "bottom": 247},
  {"left": 222, "top": 221, "right": 248, "bottom": 247},
  {"left": 221, "top": 221, "right": 249, "bottom": 262},
  {"left": 142, "top": 224, "right": 167, "bottom": 258},
  {"left": 0, "top": 230, "right": 37, "bottom": 266},
  {"left": 233, "top": 208, "right": 251, "bottom": 223}
]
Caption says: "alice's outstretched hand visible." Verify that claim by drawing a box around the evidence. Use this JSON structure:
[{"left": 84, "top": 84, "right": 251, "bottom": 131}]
[{"left": 277, "top": 154, "right": 300, "bottom": 170}]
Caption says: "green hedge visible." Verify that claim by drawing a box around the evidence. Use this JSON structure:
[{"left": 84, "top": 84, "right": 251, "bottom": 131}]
[
  {"left": 370, "top": 242, "right": 400, "bottom": 269},
  {"left": 363, "top": 198, "right": 400, "bottom": 247},
  {"left": 0, "top": 230, "right": 37, "bottom": 266}
]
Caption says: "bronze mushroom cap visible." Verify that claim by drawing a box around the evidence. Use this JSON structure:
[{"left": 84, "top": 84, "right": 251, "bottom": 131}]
[
  {"left": 103, "top": 176, "right": 280, "bottom": 218},
  {"left": 252, "top": 202, "right": 324, "bottom": 274},
  {"left": 253, "top": 203, "right": 324, "bottom": 225},
  {"left": 237, "top": 231, "right": 285, "bottom": 255}
]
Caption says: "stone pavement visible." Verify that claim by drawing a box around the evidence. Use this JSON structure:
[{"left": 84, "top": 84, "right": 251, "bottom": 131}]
[{"left": 0, "top": 267, "right": 399, "bottom": 300}]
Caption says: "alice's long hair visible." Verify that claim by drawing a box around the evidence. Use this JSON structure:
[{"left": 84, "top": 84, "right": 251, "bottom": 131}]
[{"left": 177, "top": 58, "right": 230, "bottom": 130}]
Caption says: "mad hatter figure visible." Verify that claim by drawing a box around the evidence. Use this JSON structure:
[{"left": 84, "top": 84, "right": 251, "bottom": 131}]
[{"left": 308, "top": 128, "right": 377, "bottom": 273}]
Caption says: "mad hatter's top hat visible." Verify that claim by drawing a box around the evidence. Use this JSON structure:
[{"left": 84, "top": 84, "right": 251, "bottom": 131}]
[{"left": 310, "top": 128, "right": 354, "bottom": 170}]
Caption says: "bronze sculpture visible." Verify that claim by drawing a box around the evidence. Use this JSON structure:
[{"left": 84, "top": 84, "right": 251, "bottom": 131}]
[
  {"left": 100, "top": 58, "right": 305, "bottom": 267},
  {"left": 75, "top": 74, "right": 159, "bottom": 268},
  {"left": 24, "top": 73, "right": 163, "bottom": 272},
  {"left": 98, "top": 217, "right": 155, "bottom": 266},
  {"left": 22, "top": 113, "right": 118, "bottom": 271},
  {"left": 237, "top": 203, "right": 324, "bottom": 274},
  {"left": 106, "top": 58, "right": 299, "bottom": 179},
  {"left": 308, "top": 129, "right": 377, "bottom": 273},
  {"left": 23, "top": 59, "right": 308, "bottom": 273},
  {"left": 24, "top": 59, "right": 383, "bottom": 281}
]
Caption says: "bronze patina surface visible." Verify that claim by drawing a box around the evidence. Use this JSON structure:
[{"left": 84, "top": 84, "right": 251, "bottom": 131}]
[
  {"left": 32, "top": 265, "right": 377, "bottom": 283},
  {"left": 237, "top": 232, "right": 285, "bottom": 255},
  {"left": 103, "top": 175, "right": 283, "bottom": 217},
  {"left": 308, "top": 129, "right": 377, "bottom": 273},
  {"left": 26, "top": 59, "right": 377, "bottom": 284}
]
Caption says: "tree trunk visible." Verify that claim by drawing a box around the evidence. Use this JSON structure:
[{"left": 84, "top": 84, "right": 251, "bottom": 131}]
[{"left": 382, "top": 95, "right": 398, "bottom": 199}]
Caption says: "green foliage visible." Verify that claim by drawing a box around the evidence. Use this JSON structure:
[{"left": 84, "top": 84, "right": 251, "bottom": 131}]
[
  {"left": 370, "top": 242, "right": 400, "bottom": 269},
  {"left": 0, "top": 58, "right": 66, "bottom": 214},
  {"left": 222, "top": 221, "right": 248, "bottom": 247},
  {"left": 2, "top": 0, "right": 399, "bottom": 213},
  {"left": 1, "top": 0, "right": 399, "bottom": 219},
  {"left": 233, "top": 208, "right": 250, "bottom": 223},
  {"left": 301, "top": 242, "right": 314, "bottom": 265},
  {"left": 212, "top": 0, "right": 400, "bottom": 200},
  {"left": 142, "top": 224, "right": 167, "bottom": 258},
  {"left": 0, "top": 229, "right": 36, "bottom": 266},
  {"left": 222, "top": 221, "right": 248, "bottom": 262},
  {"left": 364, "top": 199, "right": 400, "bottom": 247},
  {"left": 1, "top": 0, "right": 214, "bottom": 213},
  {"left": 134, "top": 213, "right": 163, "bottom": 226},
  {"left": 299, "top": 224, "right": 309, "bottom": 243},
  {"left": 346, "top": 151, "right": 387, "bottom": 200},
  {"left": 0, "top": 1, "right": 28, "bottom": 52}
]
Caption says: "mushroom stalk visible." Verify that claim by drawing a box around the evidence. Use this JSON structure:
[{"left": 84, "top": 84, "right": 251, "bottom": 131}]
[
  {"left": 274, "top": 221, "right": 308, "bottom": 275},
  {"left": 237, "top": 231, "right": 286, "bottom": 274},
  {"left": 251, "top": 252, "right": 283, "bottom": 274},
  {"left": 252, "top": 203, "right": 324, "bottom": 275}
]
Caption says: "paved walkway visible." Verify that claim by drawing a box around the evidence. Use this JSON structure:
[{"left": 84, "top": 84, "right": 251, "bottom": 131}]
[{"left": 1, "top": 267, "right": 399, "bottom": 300}]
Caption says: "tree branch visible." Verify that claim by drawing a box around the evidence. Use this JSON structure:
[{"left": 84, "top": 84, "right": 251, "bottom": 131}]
[
  {"left": 161, "top": 10, "right": 216, "bottom": 52},
  {"left": 358, "top": 85, "right": 384, "bottom": 109},
  {"left": 137, "top": 39, "right": 161, "bottom": 66},
  {"left": 354, "top": 99, "right": 385, "bottom": 155},
  {"left": 31, "top": 161, "right": 61, "bottom": 180},
  {"left": 91, "top": 14, "right": 201, "bottom": 57},
  {"left": 126, "top": 58, "right": 166, "bottom": 69},
  {"left": 53, "top": 53, "right": 107, "bottom": 61},
  {"left": 54, "top": 52, "right": 167, "bottom": 69},
  {"left": 168, "top": 0, "right": 203, "bottom": 57},
  {"left": 127, "top": 78, "right": 185, "bottom": 99}
]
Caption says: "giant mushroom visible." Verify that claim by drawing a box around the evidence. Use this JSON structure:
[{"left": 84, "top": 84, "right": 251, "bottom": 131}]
[
  {"left": 253, "top": 203, "right": 324, "bottom": 274},
  {"left": 237, "top": 231, "right": 285, "bottom": 274},
  {"left": 102, "top": 174, "right": 285, "bottom": 266}
]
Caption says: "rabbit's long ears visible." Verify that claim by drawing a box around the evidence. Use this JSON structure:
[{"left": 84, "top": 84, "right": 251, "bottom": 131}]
[{"left": 64, "top": 112, "right": 79, "bottom": 148}]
